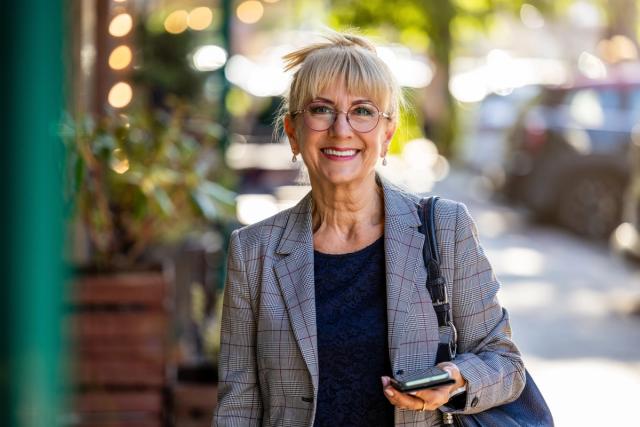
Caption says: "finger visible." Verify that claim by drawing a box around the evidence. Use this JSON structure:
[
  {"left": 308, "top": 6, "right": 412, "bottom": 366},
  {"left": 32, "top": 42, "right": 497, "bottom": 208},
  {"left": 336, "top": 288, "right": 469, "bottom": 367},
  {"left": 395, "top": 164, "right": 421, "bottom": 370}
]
[
  {"left": 412, "top": 386, "right": 449, "bottom": 400},
  {"left": 439, "top": 365, "right": 454, "bottom": 376},
  {"left": 437, "top": 362, "right": 462, "bottom": 385},
  {"left": 412, "top": 387, "right": 450, "bottom": 411},
  {"left": 381, "top": 376, "right": 391, "bottom": 388},
  {"left": 382, "top": 386, "right": 425, "bottom": 410}
]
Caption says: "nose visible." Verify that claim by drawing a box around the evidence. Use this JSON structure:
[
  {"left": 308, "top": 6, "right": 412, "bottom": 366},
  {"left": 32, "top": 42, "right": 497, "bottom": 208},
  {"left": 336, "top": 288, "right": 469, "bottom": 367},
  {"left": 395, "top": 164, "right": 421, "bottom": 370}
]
[{"left": 329, "top": 110, "right": 352, "bottom": 137}]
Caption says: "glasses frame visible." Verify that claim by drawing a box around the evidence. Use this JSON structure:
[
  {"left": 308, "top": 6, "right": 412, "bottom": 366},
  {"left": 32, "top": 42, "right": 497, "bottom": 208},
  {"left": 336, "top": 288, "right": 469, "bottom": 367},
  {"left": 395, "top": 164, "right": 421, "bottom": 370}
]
[{"left": 290, "top": 103, "right": 392, "bottom": 134}]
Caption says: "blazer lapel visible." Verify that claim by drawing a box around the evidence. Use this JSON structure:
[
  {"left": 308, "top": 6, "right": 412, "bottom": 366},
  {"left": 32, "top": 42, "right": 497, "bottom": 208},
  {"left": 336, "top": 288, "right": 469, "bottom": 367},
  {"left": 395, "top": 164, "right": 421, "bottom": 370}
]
[
  {"left": 273, "top": 193, "right": 319, "bottom": 393},
  {"left": 380, "top": 178, "right": 426, "bottom": 371},
  {"left": 271, "top": 180, "right": 426, "bottom": 391}
]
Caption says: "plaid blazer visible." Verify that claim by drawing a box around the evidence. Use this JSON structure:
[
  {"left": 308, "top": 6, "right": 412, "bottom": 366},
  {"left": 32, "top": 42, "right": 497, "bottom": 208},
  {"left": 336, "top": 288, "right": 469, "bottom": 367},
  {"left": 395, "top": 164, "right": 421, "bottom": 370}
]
[{"left": 213, "top": 178, "right": 525, "bottom": 427}]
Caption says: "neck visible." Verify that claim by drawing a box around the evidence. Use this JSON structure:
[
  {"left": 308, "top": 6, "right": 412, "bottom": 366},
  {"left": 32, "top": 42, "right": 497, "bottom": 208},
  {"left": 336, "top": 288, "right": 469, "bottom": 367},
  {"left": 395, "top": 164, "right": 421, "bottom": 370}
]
[{"left": 310, "top": 174, "right": 384, "bottom": 236}]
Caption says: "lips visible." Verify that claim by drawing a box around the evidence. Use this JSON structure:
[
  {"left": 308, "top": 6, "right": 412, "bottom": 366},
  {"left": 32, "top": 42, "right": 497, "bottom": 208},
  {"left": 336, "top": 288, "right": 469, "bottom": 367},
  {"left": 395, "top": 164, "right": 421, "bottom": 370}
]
[{"left": 320, "top": 148, "right": 359, "bottom": 159}]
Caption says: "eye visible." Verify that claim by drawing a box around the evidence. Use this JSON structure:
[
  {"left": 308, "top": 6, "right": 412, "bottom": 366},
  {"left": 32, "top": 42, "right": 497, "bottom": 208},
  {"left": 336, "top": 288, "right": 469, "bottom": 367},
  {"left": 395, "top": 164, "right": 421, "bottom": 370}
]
[
  {"left": 351, "top": 105, "right": 376, "bottom": 117},
  {"left": 308, "top": 104, "right": 335, "bottom": 115}
]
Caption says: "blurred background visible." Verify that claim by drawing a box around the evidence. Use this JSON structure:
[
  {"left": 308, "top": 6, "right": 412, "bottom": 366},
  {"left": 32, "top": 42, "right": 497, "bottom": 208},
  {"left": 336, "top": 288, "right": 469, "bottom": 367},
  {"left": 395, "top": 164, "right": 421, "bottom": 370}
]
[{"left": 2, "top": 0, "right": 640, "bottom": 426}]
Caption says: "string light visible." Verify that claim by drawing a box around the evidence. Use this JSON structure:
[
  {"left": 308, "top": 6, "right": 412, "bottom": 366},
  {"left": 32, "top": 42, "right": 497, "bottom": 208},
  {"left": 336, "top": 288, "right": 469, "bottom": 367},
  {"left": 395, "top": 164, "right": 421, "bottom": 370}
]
[
  {"left": 164, "top": 10, "right": 189, "bottom": 34},
  {"left": 236, "top": 1, "right": 264, "bottom": 24},
  {"left": 108, "top": 82, "right": 133, "bottom": 108},
  {"left": 188, "top": 7, "right": 213, "bottom": 31},
  {"left": 108, "top": 45, "right": 132, "bottom": 70},
  {"left": 108, "top": 13, "right": 133, "bottom": 37}
]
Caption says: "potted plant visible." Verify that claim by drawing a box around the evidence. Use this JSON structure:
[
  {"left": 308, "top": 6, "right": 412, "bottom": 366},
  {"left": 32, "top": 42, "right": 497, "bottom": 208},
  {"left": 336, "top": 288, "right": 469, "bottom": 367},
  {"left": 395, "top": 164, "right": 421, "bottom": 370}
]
[
  {"left": 60, "top": 101, "right": 236, "bottom": 426},
  {"left": 62, "top": 101, "right": 235, "bottom": 270}
]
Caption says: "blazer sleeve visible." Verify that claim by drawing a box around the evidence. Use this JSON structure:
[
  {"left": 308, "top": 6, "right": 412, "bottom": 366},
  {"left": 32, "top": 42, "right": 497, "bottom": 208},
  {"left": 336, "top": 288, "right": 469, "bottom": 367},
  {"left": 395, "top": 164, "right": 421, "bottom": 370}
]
[
  {"left": 444, "top": 202, "right": 525, "bottom": 414},
  {"left": 213, "top": 229, "right": 263, "bottom": 426}
]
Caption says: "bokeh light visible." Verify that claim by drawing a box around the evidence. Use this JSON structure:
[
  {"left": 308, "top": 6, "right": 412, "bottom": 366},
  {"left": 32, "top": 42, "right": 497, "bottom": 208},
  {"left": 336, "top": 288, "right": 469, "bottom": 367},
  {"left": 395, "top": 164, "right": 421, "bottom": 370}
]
[
  {"left": 236, "top": 194, "right": 278, "bottom": 225},
  {"left": 597, "top": 35, "right": 639, "bottom": 63},
  {"left": 520, "top": 4, "right": 545, "bottom": 29},
  {"left": 376, "top": 47, "right": 433, "bottom": 88},
  {"left": 108, "top": 82, "right": 133, "bottom": 108},
  {"left": 225, "top": 87, "right": 253, "bottom": 117},
  {"left": 164, "top": 10, "right": 189, "bottom": 34},
  {"left": 224, "top": 54, "right": 290, "bottom": 97},
  {"left": 188, "top": 7, "right": 213, "bottom": 31},
  {"left": 110, "top": 149, "right": 130, "bottom": 174},
  {"left": 236, "top": 1, "right": 264, "bottom": 24},
  {"left": 613, "top": 223, "right": 638, "bottom": 250},
  {"left": 108, "top": 45, "right": 132, "bottom": 70},
  {"left": 578, "top": 51, "right": 607, "bottom": 79},
  {"left": 193, "top": 45, "right": 228, "bottom": 71},
  {"left": 108, "top": 13, "right": 133, "bottom": 37}
]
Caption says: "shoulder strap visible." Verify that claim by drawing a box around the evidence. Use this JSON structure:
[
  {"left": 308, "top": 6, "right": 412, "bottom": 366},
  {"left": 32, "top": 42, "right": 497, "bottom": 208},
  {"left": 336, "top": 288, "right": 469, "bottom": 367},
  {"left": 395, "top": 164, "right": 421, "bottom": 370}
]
[{"left": 419, "top": 196, "right": 457, "bottom": 363}]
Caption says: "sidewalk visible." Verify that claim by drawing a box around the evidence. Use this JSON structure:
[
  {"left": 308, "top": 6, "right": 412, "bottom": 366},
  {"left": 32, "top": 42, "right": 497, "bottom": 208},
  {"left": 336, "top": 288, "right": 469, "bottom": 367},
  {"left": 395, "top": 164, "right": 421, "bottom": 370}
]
[{"left": 431, "top": 166, "right": 640, "bottom": 427}]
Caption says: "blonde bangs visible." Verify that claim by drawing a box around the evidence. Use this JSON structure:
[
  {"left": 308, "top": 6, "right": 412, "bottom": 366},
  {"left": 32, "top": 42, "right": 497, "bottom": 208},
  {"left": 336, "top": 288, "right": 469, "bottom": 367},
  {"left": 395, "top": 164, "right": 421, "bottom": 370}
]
[
  {"left": 274, "top": 32, "right": 403, "bottom": 141},
  {"left": 289, "top": 45, "right": 399, "bottom": 117}
]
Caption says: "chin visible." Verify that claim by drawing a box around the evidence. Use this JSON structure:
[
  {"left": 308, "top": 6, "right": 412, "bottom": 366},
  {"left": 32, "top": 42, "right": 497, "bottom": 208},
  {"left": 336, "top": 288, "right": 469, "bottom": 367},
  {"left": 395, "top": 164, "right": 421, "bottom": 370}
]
[{"left": 315, "top": 169, "right": 374, "bottom": 187}]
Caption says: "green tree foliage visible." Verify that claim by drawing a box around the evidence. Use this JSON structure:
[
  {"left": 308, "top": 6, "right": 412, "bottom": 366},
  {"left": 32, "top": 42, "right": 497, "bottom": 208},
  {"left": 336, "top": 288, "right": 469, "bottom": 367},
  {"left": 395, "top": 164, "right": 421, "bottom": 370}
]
[
  {"left": 329, "top": 0, "right": 562, "bottom": 155},
  {"left": 330, "top": 0, "right": 636, "bottom": 155}
]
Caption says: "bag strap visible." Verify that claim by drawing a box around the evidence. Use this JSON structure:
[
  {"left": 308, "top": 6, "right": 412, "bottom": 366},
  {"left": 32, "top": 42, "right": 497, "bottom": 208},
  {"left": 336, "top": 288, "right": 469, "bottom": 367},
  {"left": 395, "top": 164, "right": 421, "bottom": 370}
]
[{"left": 419, "top": 196, "right": 457, "bottom": 363}]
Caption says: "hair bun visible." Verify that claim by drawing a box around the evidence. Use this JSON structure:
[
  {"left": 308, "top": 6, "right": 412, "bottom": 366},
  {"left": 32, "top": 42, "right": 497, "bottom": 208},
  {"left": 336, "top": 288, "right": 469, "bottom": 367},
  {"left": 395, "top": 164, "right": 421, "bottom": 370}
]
[
  {"left": 283, "top": 31, "right": 376, "bottom": 72},
  {"left": 333, "top": 33, "right": 376, "bottom": 52}
]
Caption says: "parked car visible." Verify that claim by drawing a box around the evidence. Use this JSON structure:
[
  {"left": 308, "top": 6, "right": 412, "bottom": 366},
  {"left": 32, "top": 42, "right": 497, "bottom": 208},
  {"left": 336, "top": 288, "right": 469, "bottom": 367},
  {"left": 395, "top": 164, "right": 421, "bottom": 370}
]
[
  {"left": 501, "top": 78, "right": 640, "bottom": 239},
  {"left": 612, "top": 122, "right": 640, "bottom": 260},
  {"left": 460, "top": 86, "right": 540, "bottom": 179}
]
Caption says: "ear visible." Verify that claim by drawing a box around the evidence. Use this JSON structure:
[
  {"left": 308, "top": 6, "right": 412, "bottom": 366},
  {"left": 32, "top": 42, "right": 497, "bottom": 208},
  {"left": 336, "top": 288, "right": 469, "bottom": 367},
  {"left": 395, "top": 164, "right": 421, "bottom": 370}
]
[
  {"left": 284, "top": 114, "right": 299, "bottom": 154},
  {"left": 381, "top": 121, "right": 397, "bottom": 157}
]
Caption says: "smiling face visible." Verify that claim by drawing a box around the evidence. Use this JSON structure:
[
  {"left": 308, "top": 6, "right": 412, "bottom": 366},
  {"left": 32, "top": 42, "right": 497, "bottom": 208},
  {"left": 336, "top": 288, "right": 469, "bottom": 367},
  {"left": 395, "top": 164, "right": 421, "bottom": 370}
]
[{"left": 285, "top": 82, "right": 396, "bottom": 187}]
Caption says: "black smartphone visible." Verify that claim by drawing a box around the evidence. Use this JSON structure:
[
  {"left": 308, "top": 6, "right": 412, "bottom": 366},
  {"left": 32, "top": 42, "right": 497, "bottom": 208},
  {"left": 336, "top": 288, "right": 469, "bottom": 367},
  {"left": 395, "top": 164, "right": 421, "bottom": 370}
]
[{"left": 389, "top": 367, "right": 455, "bottom": 392}]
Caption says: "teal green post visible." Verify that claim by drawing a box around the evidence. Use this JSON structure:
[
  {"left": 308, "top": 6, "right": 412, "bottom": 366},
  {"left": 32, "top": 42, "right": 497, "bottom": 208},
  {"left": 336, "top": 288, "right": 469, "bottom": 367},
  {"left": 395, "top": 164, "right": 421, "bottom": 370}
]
[{"left": 1, "top": 0, "right": 65, "bottom": 426}]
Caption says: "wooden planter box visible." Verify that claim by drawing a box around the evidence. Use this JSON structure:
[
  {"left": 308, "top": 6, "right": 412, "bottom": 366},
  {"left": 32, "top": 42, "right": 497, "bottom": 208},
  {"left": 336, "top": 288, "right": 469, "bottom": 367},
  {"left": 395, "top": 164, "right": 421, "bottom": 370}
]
[
  {"left": 65, "top": 271, "right": 172, "bottom": 427},
  {"left": 172, "top": 384, "right": 218, "bottom": 427}
]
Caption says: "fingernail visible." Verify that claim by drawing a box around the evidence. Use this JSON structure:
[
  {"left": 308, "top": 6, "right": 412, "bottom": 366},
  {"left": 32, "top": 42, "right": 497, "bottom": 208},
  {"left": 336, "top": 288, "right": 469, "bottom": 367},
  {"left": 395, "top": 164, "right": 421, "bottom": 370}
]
[{"left": 384, "top": 388, "right": 394, "bottom": 397}]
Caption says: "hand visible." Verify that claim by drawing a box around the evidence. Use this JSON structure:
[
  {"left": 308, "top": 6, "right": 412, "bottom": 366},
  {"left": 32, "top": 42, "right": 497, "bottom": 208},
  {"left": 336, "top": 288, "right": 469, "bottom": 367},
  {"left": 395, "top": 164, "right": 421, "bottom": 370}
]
[{"left": 381, "top": 363, "right": 467, "bottom": 412}]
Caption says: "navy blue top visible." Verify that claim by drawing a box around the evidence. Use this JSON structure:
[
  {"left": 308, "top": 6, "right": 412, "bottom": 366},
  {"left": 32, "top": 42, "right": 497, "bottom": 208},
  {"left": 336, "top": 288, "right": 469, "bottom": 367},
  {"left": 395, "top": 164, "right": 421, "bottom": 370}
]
[{"left": 313, "top": 236, "right": 394, "bottom": 427}]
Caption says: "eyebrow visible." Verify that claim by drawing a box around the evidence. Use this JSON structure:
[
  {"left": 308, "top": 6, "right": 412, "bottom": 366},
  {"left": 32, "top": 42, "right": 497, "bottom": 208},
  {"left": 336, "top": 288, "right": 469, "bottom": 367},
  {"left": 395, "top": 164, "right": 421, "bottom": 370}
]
[{"left": 312, "top": 96, "right": 375, "bottom": 105}]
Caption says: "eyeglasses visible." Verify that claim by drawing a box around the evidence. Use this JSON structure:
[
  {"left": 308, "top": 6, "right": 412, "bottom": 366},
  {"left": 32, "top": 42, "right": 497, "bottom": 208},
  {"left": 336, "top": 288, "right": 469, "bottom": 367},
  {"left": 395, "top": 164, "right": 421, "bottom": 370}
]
[{"left": 290, "top": 102, "right": 391, "bottom": 133}]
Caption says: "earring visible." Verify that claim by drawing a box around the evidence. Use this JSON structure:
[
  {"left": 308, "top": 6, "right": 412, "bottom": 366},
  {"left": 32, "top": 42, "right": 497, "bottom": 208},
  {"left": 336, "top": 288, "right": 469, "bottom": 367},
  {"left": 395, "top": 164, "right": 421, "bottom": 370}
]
[
  {"left": 382, "top": 156, "right": 387, "bottom": 166},
  {"left": 292, "top": 153, "right": 298, "bottom": 163}
]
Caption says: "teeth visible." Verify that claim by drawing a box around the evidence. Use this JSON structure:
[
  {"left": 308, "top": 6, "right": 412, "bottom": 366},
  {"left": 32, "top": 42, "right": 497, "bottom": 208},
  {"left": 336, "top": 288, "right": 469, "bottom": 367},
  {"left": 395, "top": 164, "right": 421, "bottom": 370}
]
[{"left": 322, "top": 149, "right": 357, "bottom": 157}]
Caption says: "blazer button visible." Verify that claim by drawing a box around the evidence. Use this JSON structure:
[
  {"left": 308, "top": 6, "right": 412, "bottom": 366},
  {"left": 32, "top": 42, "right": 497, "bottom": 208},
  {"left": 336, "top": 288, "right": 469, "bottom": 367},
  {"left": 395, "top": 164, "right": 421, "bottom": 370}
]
[{"left": 471, "top": 396, "right": 479, "bottom": 407}]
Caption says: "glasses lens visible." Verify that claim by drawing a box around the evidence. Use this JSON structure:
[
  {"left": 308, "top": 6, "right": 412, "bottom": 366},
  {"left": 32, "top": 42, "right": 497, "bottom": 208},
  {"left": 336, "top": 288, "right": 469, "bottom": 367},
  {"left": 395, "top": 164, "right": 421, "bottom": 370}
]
[
  {"left": 304, "top": 103, "right": 335, "bottom": 131},
  {"left": 348, "top": 104, "right": 379, "bottom": 133},
  {"left": 301, "top": 102, "right": 382, "bottom": 132}
]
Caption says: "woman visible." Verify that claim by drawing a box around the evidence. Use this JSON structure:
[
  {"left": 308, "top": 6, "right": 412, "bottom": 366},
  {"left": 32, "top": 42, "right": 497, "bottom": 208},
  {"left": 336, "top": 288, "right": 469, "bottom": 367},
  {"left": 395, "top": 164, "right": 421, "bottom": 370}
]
[{"left": 213, "top": 32, "right": 525, "bottom": 427}]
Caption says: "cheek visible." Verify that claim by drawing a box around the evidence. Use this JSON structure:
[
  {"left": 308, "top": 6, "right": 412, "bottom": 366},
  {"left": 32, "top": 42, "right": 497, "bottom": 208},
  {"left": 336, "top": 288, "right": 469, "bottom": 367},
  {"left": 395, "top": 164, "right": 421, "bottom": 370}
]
[
  {"left": 372, "top": 135, "right": 387, "bottom": 152},
  {"left": 298, "top": 130, "right": 320, "bottom": 152}
]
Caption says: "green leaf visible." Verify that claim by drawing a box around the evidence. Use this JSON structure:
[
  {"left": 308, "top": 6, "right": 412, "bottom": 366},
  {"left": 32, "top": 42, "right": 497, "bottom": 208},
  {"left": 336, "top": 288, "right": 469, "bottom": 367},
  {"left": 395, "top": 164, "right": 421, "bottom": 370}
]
[
  {"left": 193, "top": 191, "right": 219, "bottom": 221},
  {"left": 206, "top": 122, "right": 225, "bottom": 140},
  {"left": 198, "top": 181, "right": 236, "bottom": 205},
  {"left": 152, "top": 187, "right": 175, "bottom": 216}
]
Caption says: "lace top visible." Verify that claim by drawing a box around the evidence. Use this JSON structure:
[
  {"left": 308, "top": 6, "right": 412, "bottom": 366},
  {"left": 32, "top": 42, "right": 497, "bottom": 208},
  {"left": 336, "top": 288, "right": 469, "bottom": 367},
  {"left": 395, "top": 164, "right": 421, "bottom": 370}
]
[{"left": 313, "top": 236, "right": 394, "bottom": 426}]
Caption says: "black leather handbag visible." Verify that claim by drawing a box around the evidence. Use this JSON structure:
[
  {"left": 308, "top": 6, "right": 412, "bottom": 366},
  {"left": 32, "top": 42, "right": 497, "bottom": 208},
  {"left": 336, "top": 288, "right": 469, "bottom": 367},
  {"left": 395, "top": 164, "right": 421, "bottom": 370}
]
[{"left": 419, "top": 196, "right": 554, "bottom": 427}]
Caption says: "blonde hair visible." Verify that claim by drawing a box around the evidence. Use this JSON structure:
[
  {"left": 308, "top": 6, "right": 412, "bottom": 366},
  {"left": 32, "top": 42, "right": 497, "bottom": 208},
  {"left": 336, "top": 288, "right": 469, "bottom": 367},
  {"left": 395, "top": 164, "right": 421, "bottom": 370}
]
[{"left": 276, "top": 31, "right": 402, "bottom": 138}]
